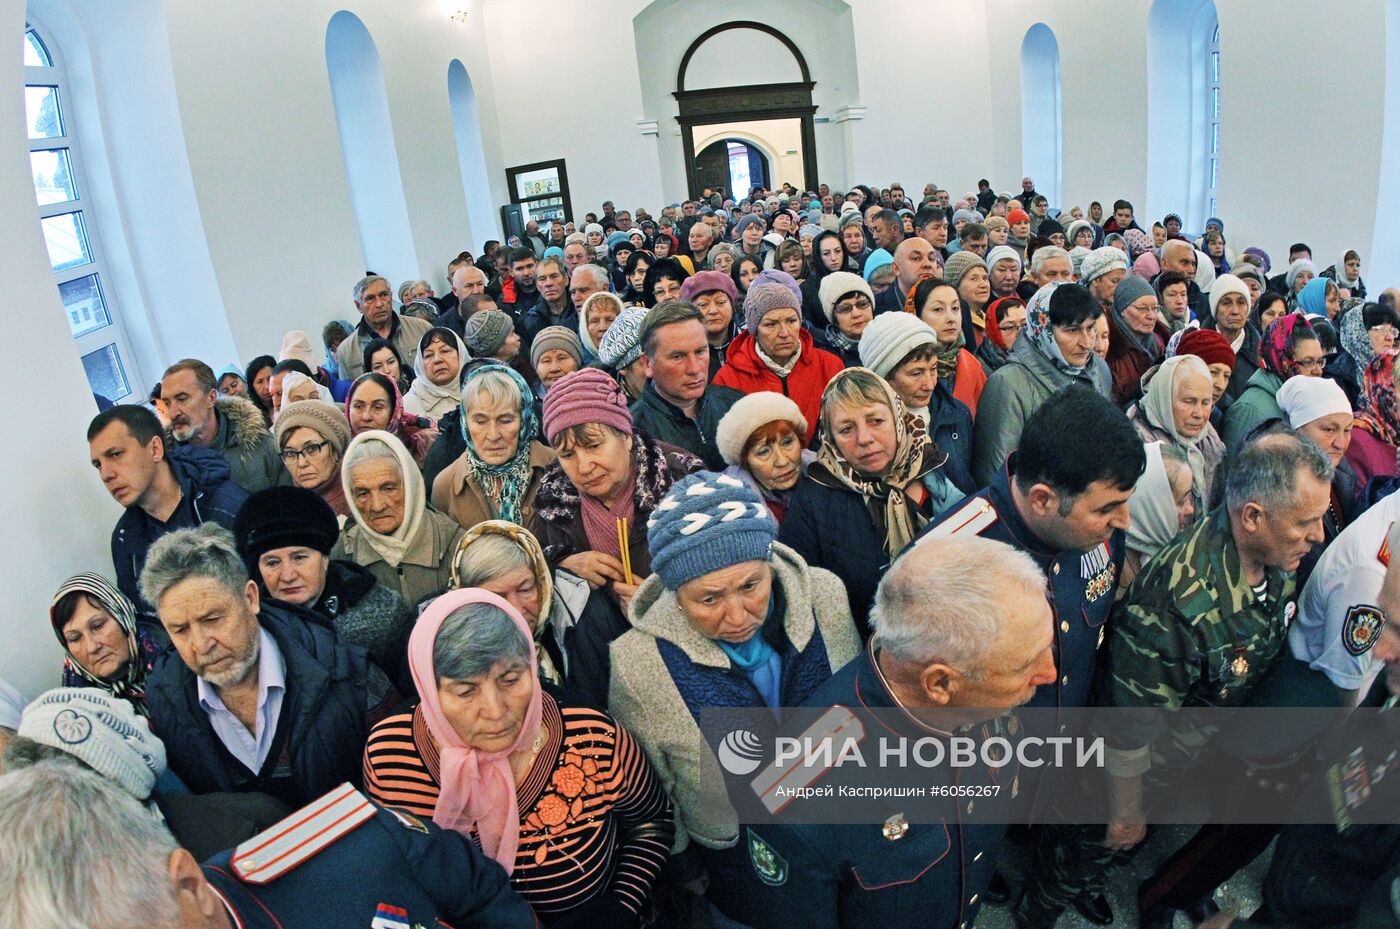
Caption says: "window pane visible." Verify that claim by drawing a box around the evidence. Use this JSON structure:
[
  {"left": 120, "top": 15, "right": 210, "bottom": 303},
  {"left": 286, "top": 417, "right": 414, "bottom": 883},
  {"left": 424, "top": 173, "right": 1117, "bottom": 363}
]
[
  {"left": 80, "top": 343, "right": 131, "bottom": 403},
  {"left": 59, "top": 273, "right": 111, "bottom": 339},
  {"left": 1211, "top": 123, "right": 1219, "bottom": 154},
  {"left": 1212, "top": 51, "right": 1219, "bottom": 83},
  {"left": 24, "top": 29, "right": 51, "bottom": 67},
  {"left": 24, "top": 84, "right": 62, "bottom": 139},
  {"left": 41, "top": 211, "right": 92, "bottom": 272},
  {"left": 1212, "top": 87, "right": 1220, "bottom": 119},
  {"left": 30, "top": 147, "right": 76, "bottom": 205},
  {"left": 1210, "top": 159, "right": 1218, "bottom": 188}
]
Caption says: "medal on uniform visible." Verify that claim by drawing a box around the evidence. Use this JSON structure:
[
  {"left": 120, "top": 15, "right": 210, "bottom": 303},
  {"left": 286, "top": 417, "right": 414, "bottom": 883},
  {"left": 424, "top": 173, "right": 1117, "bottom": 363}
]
[
  {"left": 1230, "top": 652, "right": 1249, "bottom": 678},
  {"left": 883, "top": 813, "right": 908, "bottom": 841}
]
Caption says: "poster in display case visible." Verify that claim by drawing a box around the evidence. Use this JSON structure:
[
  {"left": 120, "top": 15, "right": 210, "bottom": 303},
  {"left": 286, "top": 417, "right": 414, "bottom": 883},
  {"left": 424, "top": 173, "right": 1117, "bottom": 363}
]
[{"left": 505, "top": 159, "right": 572, "bottom": 228}]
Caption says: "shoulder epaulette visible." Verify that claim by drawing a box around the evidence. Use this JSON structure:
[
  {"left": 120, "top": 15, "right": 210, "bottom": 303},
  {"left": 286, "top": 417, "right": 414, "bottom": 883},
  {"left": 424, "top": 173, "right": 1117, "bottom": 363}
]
[
  {"left": 916, "top": 497, "right": 997, "bottom": 545},
  {"left": 231, "top": 783, "right": 376, "bottom": 884}
]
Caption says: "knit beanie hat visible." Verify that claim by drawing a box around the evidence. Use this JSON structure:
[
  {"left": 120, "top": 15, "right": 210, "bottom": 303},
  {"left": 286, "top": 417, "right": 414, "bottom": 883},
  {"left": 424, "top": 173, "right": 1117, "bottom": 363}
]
[
  {"left": 530, "top": 325, "right": 583, "bottom": 368},
  {"left": 1008, "top": 209, "right": 1031, "bottom": 225},
  {"left": 1080, "top": 246, "right": 1130, "bottom": 284},
  {"left": 753, "top": 268, "right": 801, "bottom": 304},
  {"left": 464, "top": 309, "right": 514, "bottom": 356},
  {"left": 818, "top": 271, "right": 874, "bottom": 324},
  {"left": 985, "top": 244, "right": 1022, "bottom": 272},
  {"left": 542, "top": 368, "right": 633, "bottom": 444},
  {"left": 18, "top": 688, "right": 167, "bottom": 800},
  {"left": 1232, "top": 263, "right": 1264, "bottom": 286},
  {"left": 234, "top": 485, "right": 340, "bottom": 577},
  {"left": 1069, "top": 246, "right": 1092, "bottom": 278},
  {"left": 274, "top": 399, "right": 351, "bottom": 455},
  {"left": 1065, "top": 219, "right": 1093, "bottom": 246},
  {"left": 217, "top": 364, "right": 245, "bottom": 386},
  {"left": 606, "top": 231, "right": 630, "bottom": 252},
  {"left": 735, "top": 213, "right": 766, "bottom": 236},
  {"left": 838, "top": 210, "right": 865, "bottom": 230},
  {"left": 1112, "top": 275, "right": 1156, "bottom": 316},
  {"left": 1175, "top": 328, "right": 1236, "bottom": 369},
  {"left": 1277, "top": 375, "right": 1352, "bottom": 428},
  {"left": 278, "top": 330, "right": 319, "bottom": 371},
  {"left": 863, "top": 248, "right": 894, "bottom": 281},
  {"left": 597, "top": 305, "right": 649, "bottom": 370},
  {"left": 840, "top": 201, "right": 860, "bottom": 216},
  {"left": 743, "top": 281, "right": 802, "bottom": 334},
  {"left": 584, "top": 222, "right": 604, "bottom": 238},
  {"left": 715, "top": 392, "right": 808, "bottom": 467},
  {"left": 942, "top": 251, "right": 985, "bottom": 290},
  {"left": 952, "top": 208, "right": 977, "bottom": 226},
  {"left": 647, "top": 471, "right": 777, "bottom": 591},
  {"left": 1037, "top": 218, "right": 1066, "bottom": 239},
  {"left": 680, "top": 270, "right": 738, "bottom": 305},
  {"left": 858, "top": 311, "right": 940, "bottom": 377},
  {"left": 1208, "top": 274, "right": 1251, "bottom": 318},
  {"left": 799, "top": 222, "right": 823, "bottom": 241}
]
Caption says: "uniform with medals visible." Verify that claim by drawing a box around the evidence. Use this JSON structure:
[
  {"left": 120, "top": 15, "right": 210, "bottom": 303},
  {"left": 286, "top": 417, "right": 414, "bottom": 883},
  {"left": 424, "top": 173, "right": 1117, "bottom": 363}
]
[{"left": 200, "top": 783, "right": 538, "bottom": 929}]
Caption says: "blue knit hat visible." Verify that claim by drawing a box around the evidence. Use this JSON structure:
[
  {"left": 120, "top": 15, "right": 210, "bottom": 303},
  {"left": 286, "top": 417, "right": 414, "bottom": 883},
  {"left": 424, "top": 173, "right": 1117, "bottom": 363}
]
[{"left": 647, "top": 471, "right": 777, "bottom": 590}]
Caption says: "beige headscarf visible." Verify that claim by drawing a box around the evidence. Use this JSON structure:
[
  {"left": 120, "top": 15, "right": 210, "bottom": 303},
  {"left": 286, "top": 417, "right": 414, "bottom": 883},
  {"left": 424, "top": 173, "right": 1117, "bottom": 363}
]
[
  {"left": 340, "top": 430, "right": 425, "bottom": 568},
  {"left": 1140, "top": 354, "right": 1213, "bottom": 507}
]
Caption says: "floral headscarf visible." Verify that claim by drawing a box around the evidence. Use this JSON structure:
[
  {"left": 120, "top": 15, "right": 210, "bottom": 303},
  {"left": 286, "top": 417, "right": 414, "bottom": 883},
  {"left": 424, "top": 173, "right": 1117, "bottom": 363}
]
[
  {"left": 50, "top": 574, "right": 158, "bottom": 716},
  {"left": 1339, "top": 300, "right": 1373, "bottom": 373},
  {"left": 1023, "top": 282, "right": 1088, "bottom": 377},
  {"left": 814, "top": 368, "right": 944, "bottom": 556},
  {"left": 1260, "top": 314, "right": 1316, "bottom": 380},
  {"left": 458, "top": 364, "right": 539, "bottom": 525},
  {"left": 1354, "top": 352, "right": 1400, "bottom": 446}
]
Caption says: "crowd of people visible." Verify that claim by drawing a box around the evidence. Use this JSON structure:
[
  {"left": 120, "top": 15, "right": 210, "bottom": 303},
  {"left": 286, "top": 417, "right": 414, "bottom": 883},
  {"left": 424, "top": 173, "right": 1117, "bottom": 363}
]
[{"left": 4, "top": 175, "right": 1400, "bottom": 929}]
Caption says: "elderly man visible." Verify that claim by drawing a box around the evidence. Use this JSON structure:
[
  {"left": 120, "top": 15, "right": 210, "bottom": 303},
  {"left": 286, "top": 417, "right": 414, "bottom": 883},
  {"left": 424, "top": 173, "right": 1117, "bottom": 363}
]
[
  {"left": 629, "top": 301, "right": 741, "bottom": 470},
  {"left": 1021, "top": 176, "right": 1039, "bottom": 203},
  {"left": 869, "top": 208, "right": 904, "bottom": 251},
  {"left": 1020, "top": 434, "right": 1334, "bottom": 929},
  {"left": 517, "top": 254, "right": 576, "bottom": 351},
  {"left": 740, "top": 534, "right": 1057, "bottom": 929},
  {"left": 1079, "top": 246, "right": 1131, "bottom": 312},
  {"left": 88, "top": 404, "right": 247, "bottom": 610},
  {"left": 141, "top": 524, "right": 393, "bottom": 806},
  {"left": 987, "top": 244, "right": 1024, "bottom": 298},
  {"left": 162, "top": 359, "right": 284, "bottom": 494},
  {"left": 335, "top": 274, "right": 433, "bottom": 379},
  {"left": 562, "top": 235, "right": 593, "bottom": 274},
  {"left": 874, "top": 235, "right": 942, "bottom": 313},
  {"left": 687, "top": 219, "right": 716, "bottom": 268},
  {"left": 569, "top": 262, "right": 609, "bottom": 319},
  {"left": 0, "top": 763, "right": 536, "bottom": 928},
  {"left": 1159, "top": 240, "right": 1211, "bottom": 322},
  {"left": 434, "top": 264, "right": 489, "bottom": 336},
  {"left": 1029, "top": 245, "right": 1075, "bottom": 287}
]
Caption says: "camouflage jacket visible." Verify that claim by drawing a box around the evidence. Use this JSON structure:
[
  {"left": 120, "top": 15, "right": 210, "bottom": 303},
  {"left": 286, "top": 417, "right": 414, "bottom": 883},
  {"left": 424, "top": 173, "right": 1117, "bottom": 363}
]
[{"left": 1097, "top": 507, "right": 1294, "bottom": 774}]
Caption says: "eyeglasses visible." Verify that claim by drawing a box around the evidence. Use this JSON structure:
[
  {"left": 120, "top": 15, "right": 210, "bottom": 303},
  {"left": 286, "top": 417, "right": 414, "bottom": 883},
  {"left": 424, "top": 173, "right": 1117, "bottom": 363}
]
[
  {"left": 998, "top": 321, "right": 1027, "bottom": 334},
  {"left": 1292, "top": 357, "right": 1326, "bottom": 372},
  {"left": 280, "top": 440, "right": 331, "bottom": 463},
  {"left": 1370, "top": 325, "right": 1399, "bottom": 338}
]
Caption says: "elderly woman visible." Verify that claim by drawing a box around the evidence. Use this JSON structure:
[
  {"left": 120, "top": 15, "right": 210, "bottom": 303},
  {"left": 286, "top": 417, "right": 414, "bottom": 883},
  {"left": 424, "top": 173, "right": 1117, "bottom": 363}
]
[
  {"left": 1296, "top": 277, "right": 1341, "bottom": 321},
  {"left": 1106, "top": 275, "right": 1171, "bottom": 407},
  {"left": 49, "top": 573, "right": 163, "bottom": 715},
  {"left": 907, "top": 276, "right": 988, "bottom": 416},
  {"left": 680, "top": 270, "right": 739, "bottom": 377},
  {"left": 1128, "top": 354, "right": 1225, "bottom": 515},
  {"left": 363, "top": 588, "right": 673, "bottom": 925},
  {"left": 234, "top": 486, "right": 413, "bottom": 685},
  {"left": 714, "top": 392, "right": 816, "bottom": 523},
  {"left": 1120, "top": 441, "right": 1196, "bottom": 593},
  {"left": 813, "top": 270, "right": 874, "bottom": 367},
  {"left": 403, "top": 328, "right": 470, "bottom": 420},
  {"left": 449, "top": 520, "right": 625, "bottom": 711},
  {"left": 1221, "top": 315, "right": 1323, "bottom": 454},
  {"left": 1277, "top": 376, "right": 1359, "bottom": 585},
  {"left": 973, "top": 282, "right": 1112, "bottom": 484},
  {"left": 779, "top": 367, "right": 957, "bottom": 633},
  {"left": 579, "top": 290, "right": 622, "bottom": 364},
  {"left": 1329, "top": 301, "right": 1400, "bottom": 408},
  {"left": 530, "top": 369, "right": 701, "bottom": 614},
  {"left": 977, "top": 296, "right": 1027, "bottom": 372},
  {"left": 1324, "top": 248, "right": 1367, "bottom": 300},
  {"left": 644, "top": 257, "right": 690, "bottom": 307},
  {"left": 1346, "top": 351, "right": 1400, "bottom": 491},
  {"left": 335, "top": 430, "right": 465, "bottom": 607},
  {"left": 274, "top": 399, "right": 352, "bottom": 517},
  {"left": 713, "top": 281, "right": 845, "bottom": 445},
  {"left": 432, "top": 364, "right": 555, "bottom": 531},
  {"left": 610, "top": 472, "right": 858, "bottom": 921},
  {"left": 345, "top": 372, "right": 438, "bottom": 467},
  {"left": 277, "top": 370, "right": 333, "bottom": 419},
  {"left": 529, "top": 326, "right": 582, "bottom": 399},
  {"left": 1284, "top": 258, "right": 1318, "bottom": 311}
]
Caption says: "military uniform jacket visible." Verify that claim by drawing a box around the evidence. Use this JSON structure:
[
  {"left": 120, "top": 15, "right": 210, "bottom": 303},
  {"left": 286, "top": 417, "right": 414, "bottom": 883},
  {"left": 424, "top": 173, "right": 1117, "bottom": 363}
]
[
  {"left": 202, "top": 783, "right": 538, "bottom": 928},
  {"left": 736, "top": 646, "right": 1010, "bottom": 929},
  {"left": 1098, "top": 506, "right": 1293, "bottom": 775},
  {"left": 914, "top": 463, "right": 1124, "bottom": 709}
]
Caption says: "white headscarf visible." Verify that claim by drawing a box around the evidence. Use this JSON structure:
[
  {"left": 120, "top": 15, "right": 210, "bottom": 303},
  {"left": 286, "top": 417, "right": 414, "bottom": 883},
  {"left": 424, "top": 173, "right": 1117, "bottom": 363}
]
[
  {"left": 278, "top": 371, "right": 333, "bottom": 415},
  {"left": 1335, "top": 249, "right": 1361, "bottom": 289},
  {"left": 404, "top": 328, "right": 470, "bottom": 418},
  {"left": 1127, "top": 442, "right": 1181, "bottom": 561},
  {"left": 1141, "top": 354, "right": 1213, "bottom": 506},
  {"left": 341, "top": 430, "right": 426, "bottom": 568}
]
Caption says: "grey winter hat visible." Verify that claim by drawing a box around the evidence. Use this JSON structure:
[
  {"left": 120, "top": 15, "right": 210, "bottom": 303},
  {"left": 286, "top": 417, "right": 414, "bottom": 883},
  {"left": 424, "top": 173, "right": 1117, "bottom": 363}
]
[{"left": 463, "top": 309, "right": 514, "bottom": 356}]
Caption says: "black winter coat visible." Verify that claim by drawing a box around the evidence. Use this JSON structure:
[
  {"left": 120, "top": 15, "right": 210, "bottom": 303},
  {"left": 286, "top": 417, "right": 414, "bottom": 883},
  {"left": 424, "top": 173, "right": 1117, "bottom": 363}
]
[{"left": 628, "top": 382, "right": 741, "bottom": 471}]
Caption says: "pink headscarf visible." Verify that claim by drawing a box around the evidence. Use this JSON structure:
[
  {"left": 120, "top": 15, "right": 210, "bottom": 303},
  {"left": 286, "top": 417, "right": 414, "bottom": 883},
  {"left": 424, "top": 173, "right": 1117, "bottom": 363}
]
[
  {"left": 408, "top": 588, "right": 543, "bottom": 875},
  {"left": 1133, "top": 251, "right": 1161, "bottom": 279}
]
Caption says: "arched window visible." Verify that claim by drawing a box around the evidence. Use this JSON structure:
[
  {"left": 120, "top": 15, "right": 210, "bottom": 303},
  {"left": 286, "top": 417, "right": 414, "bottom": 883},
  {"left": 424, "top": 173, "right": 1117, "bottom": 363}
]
[
  {"left": 1207, "top": 22, "right": 1221, "bottom": 219},
  {"left": 447, "top": 60, "right": 497, "bottom": 244},
  {"left": 25, "top": 20, "right": 135, "bottom": 402},
  {"left": 1020, "top": 24, "right": 1063, "bottom": 207},
  {"left": 1147, "top": 0, "right": 1218, "bottom": 229}
]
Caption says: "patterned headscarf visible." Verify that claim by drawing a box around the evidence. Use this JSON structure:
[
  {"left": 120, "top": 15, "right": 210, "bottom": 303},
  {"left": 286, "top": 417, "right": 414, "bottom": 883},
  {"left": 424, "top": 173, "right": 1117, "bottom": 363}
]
[
  {"left": 346, "top": 372, "right": 426, "bottom": 440},
  {"left": 1339, "top": 300, "right": 1374, "bottom": 373},
  {"left": 458, "top": 364, "right": 539, "bottom": 525},
  {"left": 1023, "top": 282, "right": 1088, "bottom": 377},
  {"left": 904, "top": 277, "right": 964, "bottom": 383},
  {"left": 815, "top": 368, "right": 943, "bottom": 557},
  {"left": 1260, "top": 314, "right": 1316, "bottom": 380},
  {"left": 1354, "top": 352, "right": 1400, "bottom": 446},
  {"left": 50, "top": 574, "right": 157, "bottom": 716},
  {"left": 1124, "top": 228, "right": 1153, "bottom": 261}
]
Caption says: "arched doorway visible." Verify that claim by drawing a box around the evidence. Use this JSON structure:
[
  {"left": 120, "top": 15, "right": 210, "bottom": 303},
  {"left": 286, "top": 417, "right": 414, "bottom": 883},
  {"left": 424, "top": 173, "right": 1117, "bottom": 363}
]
[
  {"left": 694, "top": 138, "right": 770, "bottom": 196},
  {"left": 675, "top": 22, "right": 817, "bottom": 197}
]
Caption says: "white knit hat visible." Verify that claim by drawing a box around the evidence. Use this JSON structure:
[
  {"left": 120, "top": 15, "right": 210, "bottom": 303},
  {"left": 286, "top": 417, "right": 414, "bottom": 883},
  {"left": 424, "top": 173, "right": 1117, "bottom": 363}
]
[
  {"left": 1277, "top": 375, "right": 1352, "bottom": 428},
  {"left": 18, "top": 688, "right": 167, "bottom": 800},
  {"left": 1079, "top": 246, "right": 1130, "bottom": 284},
  {"left": 715, "top": 392, "right": 808, "bottom": 466},
  {"left": 818, "top": 272, "right": 874, "bottom": 324},
  {"left": 1208, "top": 274, "right": 1251, "bottom": 318},
  {"left": 278, "top": 330, "right": 319, "bottom": 371},
  {"left": 858, "top": 312, "right": 940, "bottom": 378},
  {"left": 985, "top": 244, "right": 1022, "bottom": 271}
]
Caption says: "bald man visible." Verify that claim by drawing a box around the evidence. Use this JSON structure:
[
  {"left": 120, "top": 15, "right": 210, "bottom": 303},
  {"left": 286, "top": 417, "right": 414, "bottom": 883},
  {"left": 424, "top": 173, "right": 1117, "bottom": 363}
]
[
  {"left": 435, "top": 264, "right": 489, "bottom": 336},
  {"left": 1157, "top": 240, "right": 1211, "bottom": 324},
  {"left": 875, "top": 236, "right": 943, "bottom": 313}
]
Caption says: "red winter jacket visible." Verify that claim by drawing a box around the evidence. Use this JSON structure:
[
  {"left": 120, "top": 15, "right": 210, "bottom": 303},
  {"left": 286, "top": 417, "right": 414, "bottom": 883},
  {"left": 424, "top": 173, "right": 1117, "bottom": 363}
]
[
  {"left": 1106, "top": 312, "right": 1170, "bottom": 407},
  {"left": 712, "top": 328, "right": 846, "bottom": 445}
]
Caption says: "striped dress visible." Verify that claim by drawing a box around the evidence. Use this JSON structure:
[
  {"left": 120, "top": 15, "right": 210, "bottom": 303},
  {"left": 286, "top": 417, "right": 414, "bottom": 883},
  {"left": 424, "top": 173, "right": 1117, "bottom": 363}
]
[{"left": 363, "top": 692, "right": 673, "bottom": 919}]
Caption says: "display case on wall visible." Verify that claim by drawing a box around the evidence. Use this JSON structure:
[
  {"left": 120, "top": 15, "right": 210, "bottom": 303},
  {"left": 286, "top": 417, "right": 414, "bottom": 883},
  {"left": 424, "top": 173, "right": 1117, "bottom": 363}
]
[{"left": 505, "top": 159, "right": 573, "bottom": 227}]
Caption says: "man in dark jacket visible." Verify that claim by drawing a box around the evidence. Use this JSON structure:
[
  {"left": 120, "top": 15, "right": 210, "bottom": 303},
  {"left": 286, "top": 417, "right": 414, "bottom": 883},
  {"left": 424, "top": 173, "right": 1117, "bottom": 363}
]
[
  {"left": 516, "top": 255, "right": 578, "bottom": 351},
  {"left": 629, "top": 301, "right": 740, "bottom": 469},
  {"left": 163, "top": 359, "right": 286, "bottom": 493},
  {"left": 88, "top": 404, "right": 247, "bottom": 609},
  {"left": 141, "top": 524, "right": 393, "bottom": 808}
]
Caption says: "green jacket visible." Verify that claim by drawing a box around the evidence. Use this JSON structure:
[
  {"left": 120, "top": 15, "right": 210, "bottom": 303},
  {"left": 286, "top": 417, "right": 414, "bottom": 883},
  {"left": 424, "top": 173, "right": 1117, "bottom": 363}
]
[
  {"left": 1220, "top": 366, "right": 1283, "bottom": 456},
  {"left": 1098, "top": 507, "right": 1292, "bottom": 775}
]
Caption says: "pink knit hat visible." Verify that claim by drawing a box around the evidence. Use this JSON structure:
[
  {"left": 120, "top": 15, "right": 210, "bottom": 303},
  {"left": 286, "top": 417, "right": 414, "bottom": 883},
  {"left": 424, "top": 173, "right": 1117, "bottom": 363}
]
[{"left": 542, "top": 368, "right": 633, "bottom": 443}]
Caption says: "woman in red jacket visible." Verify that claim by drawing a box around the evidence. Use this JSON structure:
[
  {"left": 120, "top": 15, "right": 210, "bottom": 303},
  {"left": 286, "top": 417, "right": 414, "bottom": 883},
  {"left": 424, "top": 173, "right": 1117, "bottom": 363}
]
[
  {"left": 1105, "top": 274, "right": 1171, "bottom": 407},
  {"left": 712, "top": 277, "right": 845, "bottom": 446},
  {"left": 905, "top": 277, "right": 988, "bottom": 417}
]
